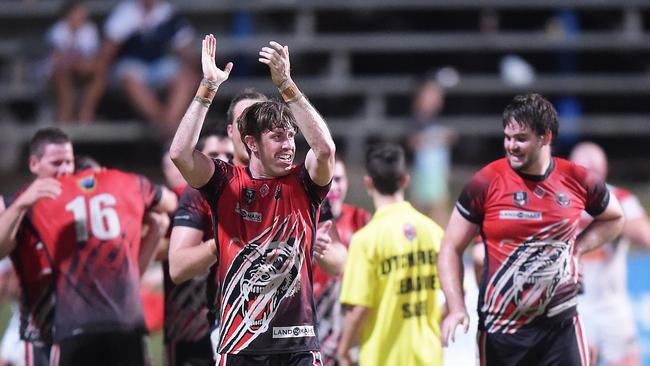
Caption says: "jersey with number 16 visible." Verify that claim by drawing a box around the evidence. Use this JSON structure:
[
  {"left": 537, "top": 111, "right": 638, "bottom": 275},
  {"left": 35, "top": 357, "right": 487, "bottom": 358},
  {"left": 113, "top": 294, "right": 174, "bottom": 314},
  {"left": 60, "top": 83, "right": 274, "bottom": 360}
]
[{"left": 27, "top": 168, "right": 162, "bottom": 342}]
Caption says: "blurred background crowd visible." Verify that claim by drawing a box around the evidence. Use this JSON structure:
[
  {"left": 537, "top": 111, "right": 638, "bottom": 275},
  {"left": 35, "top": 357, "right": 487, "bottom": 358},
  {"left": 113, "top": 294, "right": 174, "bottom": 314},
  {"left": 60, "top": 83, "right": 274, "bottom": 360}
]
[{"left": 1, "top": 0, "right": 650, "bottom": 365}]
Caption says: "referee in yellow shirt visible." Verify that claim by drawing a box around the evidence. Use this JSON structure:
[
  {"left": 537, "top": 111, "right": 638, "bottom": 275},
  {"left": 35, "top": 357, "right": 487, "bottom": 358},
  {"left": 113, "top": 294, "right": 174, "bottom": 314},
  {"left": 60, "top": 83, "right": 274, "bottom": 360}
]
[{"left": 338, "top": 142, "right": 444, "bottom": 366}]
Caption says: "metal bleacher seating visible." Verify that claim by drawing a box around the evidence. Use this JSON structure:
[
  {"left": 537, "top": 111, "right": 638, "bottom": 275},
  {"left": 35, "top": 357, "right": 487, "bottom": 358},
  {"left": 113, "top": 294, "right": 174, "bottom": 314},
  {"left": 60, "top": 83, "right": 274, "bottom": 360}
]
[{"left": 0, "top": 0, "right": 649, "bottom": 169}]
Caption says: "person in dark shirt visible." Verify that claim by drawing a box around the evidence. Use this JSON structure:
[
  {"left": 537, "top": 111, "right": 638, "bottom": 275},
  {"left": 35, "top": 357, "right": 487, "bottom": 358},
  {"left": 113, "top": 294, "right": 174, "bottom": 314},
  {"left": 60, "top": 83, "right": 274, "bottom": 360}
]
[
  {"left": 80, "top": 0, "right": 197, "bottom": 138},
  {"left": 0, "top": 128, "right": 74, "bottom": 366}
]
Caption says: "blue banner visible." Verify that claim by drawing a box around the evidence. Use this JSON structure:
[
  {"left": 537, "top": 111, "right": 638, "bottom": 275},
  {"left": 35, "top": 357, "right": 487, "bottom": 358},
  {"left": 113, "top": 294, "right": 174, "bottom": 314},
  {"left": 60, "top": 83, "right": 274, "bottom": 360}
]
[{"left": 628, "top": 253, "right": 650, "bottom": 366}]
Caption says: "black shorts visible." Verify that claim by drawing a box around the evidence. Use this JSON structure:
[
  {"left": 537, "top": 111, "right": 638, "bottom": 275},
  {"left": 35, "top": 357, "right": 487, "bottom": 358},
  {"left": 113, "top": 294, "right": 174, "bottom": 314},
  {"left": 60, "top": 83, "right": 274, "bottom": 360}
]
[
  {"left": 24, "top": 341, "right": 52, "bottom": 366},
  {"left": 166, "top": 336, "right": 214, "bottom": 366},
  {"left": 478, "top": 315, "right": 589, "bottom": 366},
  {"left": 215, "top": 351, "right": 322, "bottom": 366},
  {"left": 55, "top": 331, "right": 146, "bottom": 366}
]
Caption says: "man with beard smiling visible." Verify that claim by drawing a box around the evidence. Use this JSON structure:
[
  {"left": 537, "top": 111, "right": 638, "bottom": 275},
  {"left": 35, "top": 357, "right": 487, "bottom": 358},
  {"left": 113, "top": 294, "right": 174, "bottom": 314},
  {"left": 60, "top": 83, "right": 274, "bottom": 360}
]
[
  {"left": 169, "top": 34, "right": 335, "bottom": 365},
  {"left": 438, "top": 93, "right": 624, "bottom": 366}
]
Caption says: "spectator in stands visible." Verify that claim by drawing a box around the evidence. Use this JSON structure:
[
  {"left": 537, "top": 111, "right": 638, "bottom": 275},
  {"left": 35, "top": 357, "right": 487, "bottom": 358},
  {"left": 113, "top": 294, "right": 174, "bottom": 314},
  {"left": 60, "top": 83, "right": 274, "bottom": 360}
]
[
  {"left": 408, "top": 77, "right": 456, "bottom": 226},
  {"left": 46, "top": 0, "right": 100, "bottom": 123},
  {"left": 80, "top": 0, "right": 198, "bottom": 138}
]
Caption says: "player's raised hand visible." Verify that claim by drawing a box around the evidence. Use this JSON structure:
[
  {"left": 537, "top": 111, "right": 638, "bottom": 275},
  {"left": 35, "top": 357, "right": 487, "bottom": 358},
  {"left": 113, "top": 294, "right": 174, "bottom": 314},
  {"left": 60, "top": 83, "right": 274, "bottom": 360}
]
[
  {"left": 441, "top": 309, "right": 469, "bottom": 347},
  {"left": 201, "top": 34, "right": 233, "bottom": 85},
  {"left": 16, "top": 178, "right": 61, "bottom": 209},
  {"left": 259, "top": 41, "right": 291, "bottom": 87}
]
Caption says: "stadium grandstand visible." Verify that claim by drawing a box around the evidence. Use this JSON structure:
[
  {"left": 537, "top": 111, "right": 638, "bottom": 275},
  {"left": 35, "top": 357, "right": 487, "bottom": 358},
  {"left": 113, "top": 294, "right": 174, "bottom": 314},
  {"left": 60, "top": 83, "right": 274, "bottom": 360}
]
[{"left": 1, "top": 1, "right": 650, "bottom": 365}]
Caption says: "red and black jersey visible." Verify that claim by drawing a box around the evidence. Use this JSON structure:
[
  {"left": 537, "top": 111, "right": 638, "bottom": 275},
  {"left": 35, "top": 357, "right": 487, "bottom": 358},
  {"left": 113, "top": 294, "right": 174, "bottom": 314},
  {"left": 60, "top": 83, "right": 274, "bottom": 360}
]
[
  {"left": 312, "top": 204, "right": 369, "bottom": 300},
  {"left": 27, "top": 169, "right": 161, "bottom": 342},
  {"left": 164, "top": 186, "right": 212, "bottom": 343},
  {"left": 12, "top": 203, "right": 56, "bottom": 344},
  {"left": 200, "top": 159, "right": 330, "bottom": 355},
  {"left": 312, "top": 204, "right": 369, "bottom": 365},
  {"left": 456, "top": 158, "right": 609, "bottom": 334}
]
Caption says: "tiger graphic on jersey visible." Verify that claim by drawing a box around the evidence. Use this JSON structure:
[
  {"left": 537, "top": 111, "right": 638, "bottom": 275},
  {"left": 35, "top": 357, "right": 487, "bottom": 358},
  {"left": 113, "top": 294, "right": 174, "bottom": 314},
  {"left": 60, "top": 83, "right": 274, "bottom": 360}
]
[
  {"left": 482, "top": 219, "right": 577, "bottom": 333},
  {"left": 219, "top": 213, "right": 306, "bottom": 351}
]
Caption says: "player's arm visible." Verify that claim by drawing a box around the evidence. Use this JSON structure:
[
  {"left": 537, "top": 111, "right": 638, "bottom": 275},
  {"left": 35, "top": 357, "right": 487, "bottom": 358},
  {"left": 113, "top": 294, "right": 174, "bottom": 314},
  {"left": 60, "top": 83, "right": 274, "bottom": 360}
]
[
  {"left": 169, "top": 34, "right": 232, "bottom": 188},
  {"left": 152, "top": 186, "right": 178, "bottom": 214},
  {"left": 576, "top": 193, "right": 624, "bottom": 256},
  {"left": 0, "top": 178, "right": 61, "bottom": 258},
  {"left": 168, "top": 226, "right": 217, "bottom": 283},
  {"left": 138, "top": 212, "right": 170, "bottom": 276},
  {"left": 337, "top": 305, "right": 371, "bottom": 366},
  {"left": 622, "top": 206, "right": 650, "bottom": 248},
  {"left": 314, "top": 220, "right": 347, "bottom": 276},
  {"left": 437, "top": 209, "right": 479, "bottom": 347},
  {"left": 259, "top": 41, "right": 335, "bottom": 186},
  {"left": 472, "top": 241, "right": 485, "bottom": 286}
]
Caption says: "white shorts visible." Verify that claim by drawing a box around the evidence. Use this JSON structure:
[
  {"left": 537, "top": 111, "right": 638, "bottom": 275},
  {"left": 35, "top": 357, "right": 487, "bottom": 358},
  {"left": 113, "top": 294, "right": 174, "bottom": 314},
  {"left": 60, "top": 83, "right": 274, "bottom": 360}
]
[
  {"left": 579, "top": 297, "right": 637, "bottom": 364},
  {"left": 0, "top": 307, "right": 25, "bottom": 365}
]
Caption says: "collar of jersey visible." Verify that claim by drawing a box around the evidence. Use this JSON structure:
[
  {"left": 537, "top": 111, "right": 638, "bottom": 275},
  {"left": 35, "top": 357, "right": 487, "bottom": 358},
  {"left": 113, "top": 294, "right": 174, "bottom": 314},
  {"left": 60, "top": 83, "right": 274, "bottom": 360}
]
[
  {"left": 512, "top": 157, "right": 555, "bottom": 182},
  {"left": 374, "top": 201, "right": 413, "bottom": 219}
]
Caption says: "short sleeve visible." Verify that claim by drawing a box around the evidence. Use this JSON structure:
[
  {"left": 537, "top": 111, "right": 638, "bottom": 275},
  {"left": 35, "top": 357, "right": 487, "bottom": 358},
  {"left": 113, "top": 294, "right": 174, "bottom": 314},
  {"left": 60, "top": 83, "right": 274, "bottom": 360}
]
[
  {"left": 104, "top": 1, "right": 139, "bottom": 43},
  {"left": 583, "top": 171, "right": 610, "bottom": 217},
  {"left": 318, "top": 199, "right": 334, "bottom": 223},
  {"left": 78, "top": 23, "right": 100, "bottom": 56},
  {"left": 340, "top": 234, "right": 376, "bottom": 308},
  {"left": 173, "top": 187, "right": 210, "bottom": 232},
  {"left": 455, "top": 169, "right": 491, "bottom": 225},
  {"left": 138, "top": 175, "right": 162, "bottom": 210},
  {"left": 297, "top": 165, "right": 331, "bottom": 206},
  {"left": 198, "top": 159, "right": 234, "bottom": 208}
]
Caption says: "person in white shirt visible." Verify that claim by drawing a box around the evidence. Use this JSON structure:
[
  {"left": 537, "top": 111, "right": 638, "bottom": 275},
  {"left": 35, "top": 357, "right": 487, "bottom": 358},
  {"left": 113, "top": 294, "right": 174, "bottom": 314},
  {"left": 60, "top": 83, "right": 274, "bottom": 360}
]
[
  {"left": 46, "top": 0, "right": 99, "bottom": 123},
  {"left": 570, "top": 142, "right": 650, "bottom": 366},
  {"left": 80, "top": 0, "right": 197, "bottom": 137}
]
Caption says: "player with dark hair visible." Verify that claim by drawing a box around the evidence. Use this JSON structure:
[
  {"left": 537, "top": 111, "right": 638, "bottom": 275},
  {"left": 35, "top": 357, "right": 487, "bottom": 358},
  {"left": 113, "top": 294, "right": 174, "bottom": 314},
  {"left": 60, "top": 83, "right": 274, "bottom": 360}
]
[
  {"left": 338, "top": 142, "right": 444, "bottom": 366},
  {"left": 162, "top": 127, "right": 235, "bottom": 366},
  {"left": 225, "top": 89, "right": 268, "bottom": 167},
  {"left": 169, "top": 34, "right": 335, "bottom": 365},
  {"left": 0, "top": 127, "right": 74, "bottom": 365},
  {"left": 438, "top": 94, "right": 625, "bottom": 366},
  {"left": 24, "top": 166, "right": 175, "bottom": 365}
]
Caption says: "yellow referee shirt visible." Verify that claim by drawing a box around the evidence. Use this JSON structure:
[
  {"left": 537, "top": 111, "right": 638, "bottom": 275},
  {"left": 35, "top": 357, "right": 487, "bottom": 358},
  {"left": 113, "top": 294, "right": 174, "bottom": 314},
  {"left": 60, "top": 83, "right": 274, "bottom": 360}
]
[{"left": 340, "top": 201, "right": 444, "bottom": 366}]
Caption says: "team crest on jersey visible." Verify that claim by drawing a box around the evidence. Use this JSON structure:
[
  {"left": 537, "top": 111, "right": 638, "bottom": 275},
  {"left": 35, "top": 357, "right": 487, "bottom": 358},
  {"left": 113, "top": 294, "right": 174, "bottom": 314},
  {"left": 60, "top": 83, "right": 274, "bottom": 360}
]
[
  {"left": 260, "top": 184, "right": 270, "bottom": 198},
  {"left": 533, "top": 186, "right": 546, "bottom": 198},
  {"left": 77, "top": 175, "right": 96, "bottom": 191},
  {"left": 512, "top": 191, "right": 528, "bottom": 207},
  {"left": 403, "top": 224, "right": 417, "bottom": 241},
  {"left": 555, "top": 192, "right": 571, "bottom": 207},
  {"left": 243, "top": 188, "right": 256, "bottom": 205}
]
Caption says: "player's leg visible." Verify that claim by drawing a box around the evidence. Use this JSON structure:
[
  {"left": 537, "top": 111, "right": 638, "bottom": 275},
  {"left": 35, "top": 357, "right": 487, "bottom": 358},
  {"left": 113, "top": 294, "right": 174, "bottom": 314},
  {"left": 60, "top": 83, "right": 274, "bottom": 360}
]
[
  {"left": 538, "top": 316, "right": 590, "bottom": 366},
  {"left": 478, "top": 329, "right": 538, "bottom": 366}
]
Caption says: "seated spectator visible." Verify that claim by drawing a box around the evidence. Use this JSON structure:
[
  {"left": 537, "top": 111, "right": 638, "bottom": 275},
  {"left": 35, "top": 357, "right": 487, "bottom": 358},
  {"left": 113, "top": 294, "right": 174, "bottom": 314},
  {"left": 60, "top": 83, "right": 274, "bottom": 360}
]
[
  {"left": 408, "top": 77, "right": 456, "bottom": 226},
  {"left": 46, "top": 0, "right": 99, "bottom": 123},
  {"left": 80, "top": 0, "right": 198, "bottom": 139}
]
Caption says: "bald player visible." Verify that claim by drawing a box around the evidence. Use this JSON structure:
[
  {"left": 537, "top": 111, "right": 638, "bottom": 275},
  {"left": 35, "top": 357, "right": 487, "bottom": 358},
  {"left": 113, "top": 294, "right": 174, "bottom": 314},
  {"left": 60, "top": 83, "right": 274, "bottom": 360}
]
[{"left": 570, "top": 142, "right": 650, "bottom": 366}]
